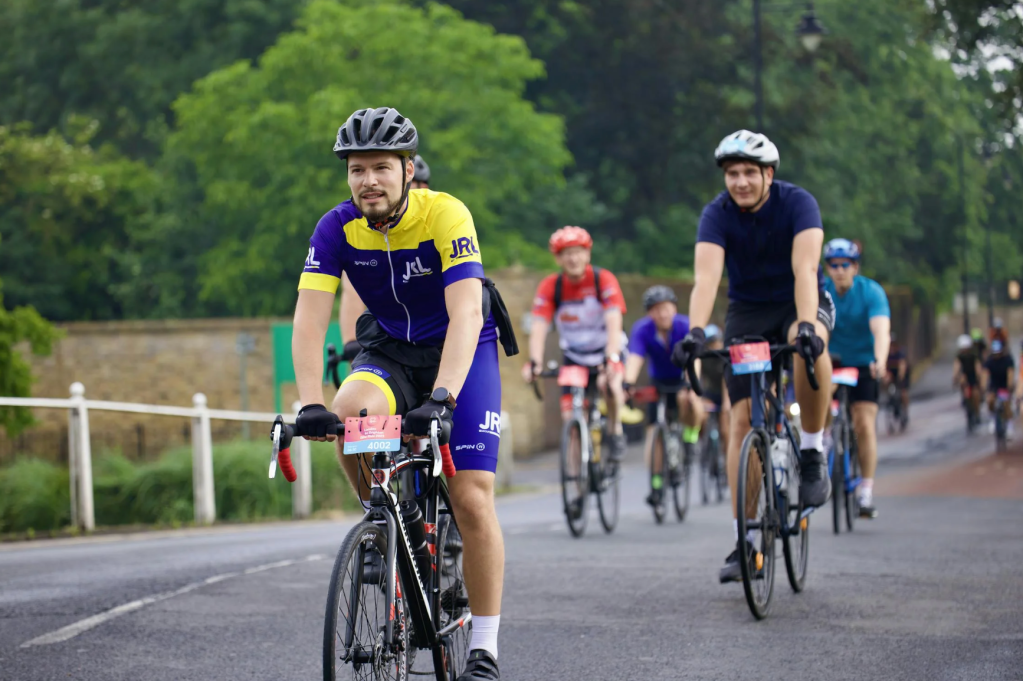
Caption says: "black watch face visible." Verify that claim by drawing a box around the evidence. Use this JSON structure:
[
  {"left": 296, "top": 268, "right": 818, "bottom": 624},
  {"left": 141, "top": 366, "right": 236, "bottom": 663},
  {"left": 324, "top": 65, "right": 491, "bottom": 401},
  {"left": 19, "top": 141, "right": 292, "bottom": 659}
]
[{"left": 432, "top": 388, "right": 449, "bottom": 403}]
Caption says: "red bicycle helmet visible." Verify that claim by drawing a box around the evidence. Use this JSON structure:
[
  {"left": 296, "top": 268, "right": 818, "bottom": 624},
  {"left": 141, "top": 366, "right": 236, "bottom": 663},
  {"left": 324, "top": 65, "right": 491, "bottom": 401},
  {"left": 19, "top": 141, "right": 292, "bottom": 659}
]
[{"left": 548, "top": 226, "right": 593, "bottom": 254}]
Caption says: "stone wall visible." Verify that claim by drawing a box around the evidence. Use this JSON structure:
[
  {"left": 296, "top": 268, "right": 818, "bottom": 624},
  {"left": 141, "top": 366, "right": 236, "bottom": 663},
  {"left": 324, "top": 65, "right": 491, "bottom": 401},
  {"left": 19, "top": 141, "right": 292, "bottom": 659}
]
[{"left": 1, "top": 269, "right": 934, "bottom": 464}]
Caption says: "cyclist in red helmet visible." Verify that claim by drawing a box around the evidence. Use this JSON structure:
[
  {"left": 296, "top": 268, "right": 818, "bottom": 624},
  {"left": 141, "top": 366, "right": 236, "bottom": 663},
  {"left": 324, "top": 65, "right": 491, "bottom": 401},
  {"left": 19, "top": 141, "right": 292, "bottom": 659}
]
[{"left": 524, "top": 226, "right": 630, "bottom": 464}]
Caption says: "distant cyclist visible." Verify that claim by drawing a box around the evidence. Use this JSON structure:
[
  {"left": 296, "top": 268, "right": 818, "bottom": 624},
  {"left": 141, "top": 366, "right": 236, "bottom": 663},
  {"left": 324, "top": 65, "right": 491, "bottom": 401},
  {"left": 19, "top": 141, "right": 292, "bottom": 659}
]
[
  {"left": 524, "top": 226, "right": 629, "bottom": 463},
  {"left": 972, "top": 327, "right": 987, "bottom": 362},
  {"left": 822, "top": 238, "right": 890, "bottom": 519},
  {"left": 983, "top": 339, "right": 1016, "bottom": 440},
  {"left": 953, "top": 333, "right": 982, "bottom": 423},
  {"left": 624, "top": 285, "right": 706, "bottom": 508},
  {"left": 670, "top": 130, "right": 835, "bottom": 583},
  {"left": 412, "top": 155, "right": 431, "bottom": 189},
  {"left": 990, "top": 317, "right": 1009, "bottom": 348},
  {"left": 885, "top": 333, "right": 910, "bottom": 416}
]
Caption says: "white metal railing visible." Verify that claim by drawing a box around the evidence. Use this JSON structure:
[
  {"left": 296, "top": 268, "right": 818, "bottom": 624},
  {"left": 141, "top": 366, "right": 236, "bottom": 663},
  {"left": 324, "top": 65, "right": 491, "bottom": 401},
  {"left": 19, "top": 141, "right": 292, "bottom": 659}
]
[
  {"left": 0, "top": 383, "right": 311, "bottom": 530},
  {"left": 0, "top": 383, "right": 516, "bottom": 532}
]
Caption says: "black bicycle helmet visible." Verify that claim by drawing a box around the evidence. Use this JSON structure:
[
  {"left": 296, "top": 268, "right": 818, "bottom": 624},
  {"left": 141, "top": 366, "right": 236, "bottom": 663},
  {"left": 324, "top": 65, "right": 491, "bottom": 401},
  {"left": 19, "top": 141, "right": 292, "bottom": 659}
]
[
  {"left": 643, "top": 285, "right": 678, "bottom": 311},
  {"left": 334, "top": 107, "right": 418, "bottom": 161},
  {"left": 413, "top": 156, "right": 430, "bottom": 183}
]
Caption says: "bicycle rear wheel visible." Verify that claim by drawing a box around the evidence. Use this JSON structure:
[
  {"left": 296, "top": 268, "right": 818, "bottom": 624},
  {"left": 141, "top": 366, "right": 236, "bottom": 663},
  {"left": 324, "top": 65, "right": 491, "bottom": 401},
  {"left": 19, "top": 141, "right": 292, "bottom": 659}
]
[
  {"left": 736, "top": 430, "right": 776, "bottom": 620},
  {"left": 432, "top": 510, "right": 470, "bottom": 680},
  {"left": 649, "top": 425, "right": 668, "bottom": 524},
  {"left": 672, "top": 440, "right": 691, "bottom": 522},
  {"left": 324, "top": 521, "right": 407, "bottom": 681},
  {"left": 830, "top": 427, "right": 844, "bottom": 536},
  {"left": 561, "top": 417, "right": 589, "bottom": 537},
  {"left": 845, "top": 445, "right": 860, "bottom": 531}
]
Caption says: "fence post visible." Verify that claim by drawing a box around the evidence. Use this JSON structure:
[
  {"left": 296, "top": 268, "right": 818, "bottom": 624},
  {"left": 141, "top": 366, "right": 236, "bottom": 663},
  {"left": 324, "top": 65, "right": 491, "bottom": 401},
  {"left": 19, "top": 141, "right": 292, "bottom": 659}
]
[
  {"left": 191, "top": 393, "right": 216, "bottom": 524},
  {"left": 68, "top": 382, "right": 95, "bottom": 531},
  {"left": 498, "top": 410, "right": 514, "bottom": 492},
  {"left": 292, "top": 400, "right": 312, "bottom": 519}
]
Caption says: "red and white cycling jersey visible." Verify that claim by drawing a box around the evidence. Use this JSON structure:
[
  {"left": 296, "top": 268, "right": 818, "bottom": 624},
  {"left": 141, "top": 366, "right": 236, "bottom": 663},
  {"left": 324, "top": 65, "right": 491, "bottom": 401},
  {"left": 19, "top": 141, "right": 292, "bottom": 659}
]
[{"left": 532, "top": 265, "right": 627, "bottom": 366}]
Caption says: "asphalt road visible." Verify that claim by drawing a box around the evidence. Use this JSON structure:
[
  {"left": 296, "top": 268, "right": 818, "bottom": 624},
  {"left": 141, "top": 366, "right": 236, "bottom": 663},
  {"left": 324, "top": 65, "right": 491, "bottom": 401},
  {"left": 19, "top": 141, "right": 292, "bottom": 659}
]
[{"left": 2, "top": 385, "right": 1021, "bottom": 680}]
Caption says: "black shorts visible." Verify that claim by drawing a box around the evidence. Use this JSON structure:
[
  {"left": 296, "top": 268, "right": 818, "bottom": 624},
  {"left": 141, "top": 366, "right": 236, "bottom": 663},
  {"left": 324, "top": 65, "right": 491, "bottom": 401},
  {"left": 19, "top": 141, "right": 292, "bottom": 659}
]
[
  {"left": 836, "top": 362, "right": 880, "bottom": 404},
  {"left": 646, "top": 380, "right": 685, "bottom": 424},
  {"left": 722, "top": 290, "right": 836, "bottom": 403},
  {"left": 349, "top": 349, "right": 438, "bottom": 415}
]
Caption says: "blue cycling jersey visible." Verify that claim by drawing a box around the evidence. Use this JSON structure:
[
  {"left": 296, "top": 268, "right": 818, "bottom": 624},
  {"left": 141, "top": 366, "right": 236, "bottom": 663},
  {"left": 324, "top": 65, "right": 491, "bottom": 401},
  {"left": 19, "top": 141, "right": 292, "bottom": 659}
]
[
  {"left": 824, "top": 275, "right": 890, "bottom": 366},
  {"left": 697, "top": 180, "right": 823, "bottom": 304},
  {"left": 628, "top": 314, "right": 690, "bottom": 382}
]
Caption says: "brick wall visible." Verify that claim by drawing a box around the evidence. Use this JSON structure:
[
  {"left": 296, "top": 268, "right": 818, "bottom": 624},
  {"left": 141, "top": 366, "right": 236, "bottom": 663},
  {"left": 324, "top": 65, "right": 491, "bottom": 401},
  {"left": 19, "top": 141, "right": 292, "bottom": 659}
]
[{"left": 1, "top": 270, "right": 932, "bottom": 464}]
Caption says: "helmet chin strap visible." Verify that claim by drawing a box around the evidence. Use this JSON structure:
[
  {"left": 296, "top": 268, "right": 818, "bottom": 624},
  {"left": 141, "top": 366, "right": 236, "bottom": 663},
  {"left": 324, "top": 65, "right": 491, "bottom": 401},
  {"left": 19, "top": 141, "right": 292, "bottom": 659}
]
[{"left": 366, "top": 161, "right": 412, "bottom": 232}]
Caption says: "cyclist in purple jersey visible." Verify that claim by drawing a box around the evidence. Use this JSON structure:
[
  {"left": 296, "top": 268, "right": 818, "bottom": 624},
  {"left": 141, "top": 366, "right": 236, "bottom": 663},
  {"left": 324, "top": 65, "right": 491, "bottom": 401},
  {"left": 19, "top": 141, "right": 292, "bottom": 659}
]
[
  {"left": 670, "top": 130, "right": 835, "bottom": 584},
  {"left": 291, "top": 107, "right": 510, "bottom": 680},
  {"left": 624, "top": 286, "right": 705, "bottom": 508}
]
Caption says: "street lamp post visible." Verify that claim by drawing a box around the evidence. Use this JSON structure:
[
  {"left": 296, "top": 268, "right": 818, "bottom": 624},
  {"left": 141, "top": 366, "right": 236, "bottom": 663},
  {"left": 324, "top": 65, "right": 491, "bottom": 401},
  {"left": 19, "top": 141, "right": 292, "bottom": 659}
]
[{"left": 753, "top": 2, "right": 826, "bottom": 132}]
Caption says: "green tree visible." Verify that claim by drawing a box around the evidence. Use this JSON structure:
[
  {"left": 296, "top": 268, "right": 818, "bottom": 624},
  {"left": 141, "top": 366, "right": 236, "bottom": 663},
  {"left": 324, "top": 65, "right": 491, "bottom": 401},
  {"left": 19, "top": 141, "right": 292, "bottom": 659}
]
[
  {"left": 0, "top": 122, "right": 157, "bottom": 321},
  {"left": 0, "top": 239, "right": 60, "bottom": 435},
  {"left": 163, "top": 0, "right": 573, "bottom": 315},
  {"left": 0, "top": 0, "right": 303, "bottom": 159}
]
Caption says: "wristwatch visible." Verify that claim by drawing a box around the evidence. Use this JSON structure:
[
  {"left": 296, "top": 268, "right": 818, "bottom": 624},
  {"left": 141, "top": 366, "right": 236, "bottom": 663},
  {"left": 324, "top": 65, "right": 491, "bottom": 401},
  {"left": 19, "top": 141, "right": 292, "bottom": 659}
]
[
  {"left": 431, "top": 387, "right": 457, "bottom": 410},
  {"left": 608, "top": 353, "right": 622, "bottom": 363}
]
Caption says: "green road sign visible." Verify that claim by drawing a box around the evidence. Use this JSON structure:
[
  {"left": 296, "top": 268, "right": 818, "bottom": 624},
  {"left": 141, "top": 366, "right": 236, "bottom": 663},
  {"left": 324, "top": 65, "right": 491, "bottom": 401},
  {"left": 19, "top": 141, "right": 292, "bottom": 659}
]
[{"left": 271, "top": 322, "right": 346, "bottom": 412}]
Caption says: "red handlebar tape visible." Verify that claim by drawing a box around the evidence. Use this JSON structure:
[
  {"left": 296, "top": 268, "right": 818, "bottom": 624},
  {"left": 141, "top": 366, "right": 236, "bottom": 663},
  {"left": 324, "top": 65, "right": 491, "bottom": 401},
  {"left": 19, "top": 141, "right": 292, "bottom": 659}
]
[
  {"left": 279, "top": 448, "right": 298, "bottom": 483},
  {"left": 439, "top": 443, "right": 456, "bottom": 478}
]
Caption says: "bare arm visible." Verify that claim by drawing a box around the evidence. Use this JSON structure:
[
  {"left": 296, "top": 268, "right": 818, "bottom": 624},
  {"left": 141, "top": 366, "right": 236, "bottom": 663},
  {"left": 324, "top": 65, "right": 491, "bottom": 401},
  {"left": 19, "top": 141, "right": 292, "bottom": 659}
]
[
  {"left": 689, "top": 242, "right": 725, "bottom": 329},
  {"left": 294, "top": 289, "right": 336, "bottom": 406},
  {"left": 869, "top": 316, "right": 891, "bottom": 377},
  {"left": 604, "top": 308, "right": 623, "bottom": 357},
  {"left": 528, "top": 317, "right": 550, "bottom": 367},
  {"left": 624, "top": 353, "right": 645, "bottom": 385},
  {"left": 952, "top": 357, "right": 962, "bottom": 384},
  {"left": 791, "top": 229, "right": 824, "bottom": 327},
  {"left": 338, "top": 272, "right": 365, "bottom": 344},
  {"left": 434, "top": 278, "right": 485, "bottom": 399}
]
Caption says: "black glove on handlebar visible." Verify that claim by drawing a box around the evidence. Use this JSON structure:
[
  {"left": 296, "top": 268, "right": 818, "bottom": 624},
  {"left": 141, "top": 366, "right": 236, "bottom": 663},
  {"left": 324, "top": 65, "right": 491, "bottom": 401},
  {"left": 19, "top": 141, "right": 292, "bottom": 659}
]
[
  {"left": 340, "top": 340, "right": 362, "bottom": 363},
  {"left": 403, "top": 399, "right": 454, "bottom": 439},
  {"left": 794, "top": 321, "right": 825, "bottom": 363},
  {"left": 296, "top": 404, "right": 338, "bottom": 438},
  {"left": 671, "top": 327, "right": 706, "bottom": 369}
]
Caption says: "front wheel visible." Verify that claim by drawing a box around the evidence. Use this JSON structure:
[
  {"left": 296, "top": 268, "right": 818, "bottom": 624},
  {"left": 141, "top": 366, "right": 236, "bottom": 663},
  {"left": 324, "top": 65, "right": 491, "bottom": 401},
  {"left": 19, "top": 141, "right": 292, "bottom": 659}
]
[
  {"left": 561, "top": 417, "right": 589, "bottom": 537},
  {"left": 323, "top": 521, "right": 407, "bottom": 681},
  {"left": 783, "top": 511, "right": 810, "bottom": 593},
  {"left": 845, "top": 444, "right": 860, "bottom": 532},
  {"left": 649, "top": 425, "right": 669, "bottom": 524},
  {"left": 736, "top": 429, "right": 776, "bottom": 620},
  {"left": 830, "top": 440, "right": 844, "bottom": 535},
  {"left": 671, "top": 440, "right": 692, "bottom": 522}
]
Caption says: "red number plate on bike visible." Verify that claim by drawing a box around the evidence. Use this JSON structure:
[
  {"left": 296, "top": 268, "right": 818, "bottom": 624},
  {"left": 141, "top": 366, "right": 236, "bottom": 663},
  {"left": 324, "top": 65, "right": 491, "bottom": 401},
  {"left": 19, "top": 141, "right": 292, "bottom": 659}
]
[
  {"left": 557, "top": 365, "right": 591, "bottom": 388},
  {"left": 832, "top": 367, "right": 859, "bottom": 387},
  {"left": 729, "top": 342, "right": 772, "bottom": 375},
  {"left": 343, "top": 415, "right": 402, "bottom": 455}
]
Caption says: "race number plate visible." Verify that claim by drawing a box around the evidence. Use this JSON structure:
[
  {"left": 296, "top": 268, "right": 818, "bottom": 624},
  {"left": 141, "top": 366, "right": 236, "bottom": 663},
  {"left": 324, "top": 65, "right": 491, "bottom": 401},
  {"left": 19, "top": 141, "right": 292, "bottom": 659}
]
[
  {"left": 832, "top": 367, "right": 860, "bottom": 387},
  {"left": 343, "top": 415, "right": 402, "bottom": 455},
  {"left": 729, "top": 342, "right": 772, "bottom": 375},
  {"left": 557, "top": 365, "right": 591, "bottom": 388}
]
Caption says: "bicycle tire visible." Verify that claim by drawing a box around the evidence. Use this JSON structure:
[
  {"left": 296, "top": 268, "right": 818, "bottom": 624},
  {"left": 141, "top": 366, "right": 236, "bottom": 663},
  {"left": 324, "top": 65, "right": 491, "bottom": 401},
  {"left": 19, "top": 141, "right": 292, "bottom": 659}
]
[
  {"left": 595, "top": 454, "right": 620, "bottom": 533},
  {"left": 561, "top": 417, "right": 589, "bottom": 537},
  {"left": 650, "top": 425, "right": 669, "bottom": 524},
  {"left": 845, "top": 443, "right": 859, "bottom": 531},
  {"left": 700, "top": 437, "right": 713, "bottom": 506},
  {"left": 830, "top": 423, "right": 844, "bottom": 536},
  {"left": 782, "top": 508, "right": 809, "bottom": 593},
  {"left": 432, "top": 510, "right": 469, "bottom": 681},
  {"left": 736, "top": 429, "right": 776, "bottom": 620},
  {"left": 323, "top": 521, "right": 408, "bottom": 681},
  {"left": 672, "top": 440, "right": 691, "bottom": 522}
]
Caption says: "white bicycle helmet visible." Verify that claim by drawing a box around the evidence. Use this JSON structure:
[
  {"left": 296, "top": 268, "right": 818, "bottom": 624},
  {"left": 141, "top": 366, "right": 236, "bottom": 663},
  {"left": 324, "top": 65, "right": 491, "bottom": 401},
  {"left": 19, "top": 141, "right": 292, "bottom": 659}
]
[
  {"left": 714, "top": 130, "right": 780, "bottom": 169},
  {"left": 957, "top": 334, "right": 973, "bottom": 351}
]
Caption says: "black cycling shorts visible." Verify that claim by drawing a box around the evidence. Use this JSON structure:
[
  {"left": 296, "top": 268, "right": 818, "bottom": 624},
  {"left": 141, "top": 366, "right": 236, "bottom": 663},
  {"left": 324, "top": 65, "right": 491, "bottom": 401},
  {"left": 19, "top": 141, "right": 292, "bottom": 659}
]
[
  {"left": 722, "top": 290, "right": 836, "bottom": 403},
  {"left": 646, "top": 380, "right": 685, "bottom": 424},
  {"left": 835, "top": 362, "right": 880, "bottom": 404}
]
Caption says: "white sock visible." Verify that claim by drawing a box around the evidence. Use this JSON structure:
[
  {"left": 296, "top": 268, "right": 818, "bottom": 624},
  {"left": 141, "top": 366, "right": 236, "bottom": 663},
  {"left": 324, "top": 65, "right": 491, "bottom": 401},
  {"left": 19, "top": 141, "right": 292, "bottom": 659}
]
[
  {"left": 469, "top": 614, "right": 500, "bottom": 658},
  {"left": 733, "top": 518, "right": 756, "bottom": 545},
  {"left": 800, "top": 429, "right": 824, "bottom": 452},
  {"left": 860, "top": 478, "right": 874, "bottom": 492}
]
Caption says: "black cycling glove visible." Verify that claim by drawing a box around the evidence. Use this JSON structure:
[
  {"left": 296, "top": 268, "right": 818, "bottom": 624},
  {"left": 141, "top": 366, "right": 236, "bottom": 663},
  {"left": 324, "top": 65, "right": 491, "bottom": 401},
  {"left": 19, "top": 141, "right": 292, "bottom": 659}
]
[
  {"left": 671, "top": 327, "right": 706, "bottom": 369},
  {"left": 340, "top": 339, "right": 363, "bottom": 363},
  {"left": 296, "top": 404, "right": 338, "bottom": 439},
  {"left": 403, "top": 399, "right": 454, "bottom": 438},
  {"left": 794, "top": 321, "right": 825, "bottom": 363}
]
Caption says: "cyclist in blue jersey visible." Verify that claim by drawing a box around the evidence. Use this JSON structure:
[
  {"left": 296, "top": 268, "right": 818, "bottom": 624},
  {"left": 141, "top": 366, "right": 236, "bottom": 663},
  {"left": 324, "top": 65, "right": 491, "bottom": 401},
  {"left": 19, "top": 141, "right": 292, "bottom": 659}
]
[
  {"left": 624, "top": 285, "right": 706, "bottom": 508},
  {"left": 822, "top": 238, "right": 891, "bottom": 519},
  {"left": 291, "top": 107, "right": 512, "bottom": 680},
  {"left": 671, "top": 130, "right": 835, "bottom": 584}
]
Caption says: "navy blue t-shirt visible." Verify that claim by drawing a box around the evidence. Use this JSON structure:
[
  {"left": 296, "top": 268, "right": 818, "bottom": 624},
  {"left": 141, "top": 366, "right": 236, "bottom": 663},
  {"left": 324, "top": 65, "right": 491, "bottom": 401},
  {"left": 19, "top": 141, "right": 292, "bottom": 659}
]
[{"left": 697, "top": 180, "right": 823, "bottom": 304}]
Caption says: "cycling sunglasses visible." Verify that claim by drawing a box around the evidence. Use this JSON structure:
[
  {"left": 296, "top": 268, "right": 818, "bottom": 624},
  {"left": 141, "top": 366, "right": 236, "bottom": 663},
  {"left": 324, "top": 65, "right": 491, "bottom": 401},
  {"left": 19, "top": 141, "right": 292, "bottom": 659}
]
[{"left": 826, "top": 260, "right": 853, "bottom": 270}]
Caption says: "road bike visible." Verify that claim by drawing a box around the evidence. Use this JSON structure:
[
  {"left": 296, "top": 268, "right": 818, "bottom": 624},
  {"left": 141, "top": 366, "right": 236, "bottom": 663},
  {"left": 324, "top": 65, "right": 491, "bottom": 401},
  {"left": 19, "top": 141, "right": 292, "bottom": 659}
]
[
  {"left": 270, "top": 412, "right": 470, "bottom": 680},
  {"left": 993, "top": 389, "right": 1012, "bottom": 452},
  {"left": 633, "top": 385, "right": 691, "bottom": 523},
  {"left": 829, "top": 366, "right": 862, "bottom": 534},
  {"left": 533, "top": 362, "right": 620, "bottom": 537},
  {"left": 689, "top": 339, "right": 819, "bottom": 620},
  {"left": 700, "top": 405, "right": 726, "bottom": 506},
  {"left": 960, "top": 383, "right": 981, "bottom": 434},
  {"left": 883, "top": 380, "right": 908, "bottom": 434}
]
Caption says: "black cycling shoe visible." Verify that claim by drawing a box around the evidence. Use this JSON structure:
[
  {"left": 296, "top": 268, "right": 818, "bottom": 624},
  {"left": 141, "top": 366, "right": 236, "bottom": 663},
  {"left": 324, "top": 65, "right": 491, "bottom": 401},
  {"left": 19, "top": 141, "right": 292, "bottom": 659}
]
[
  {"left": 457, "top": 649, "right": 500, "bottom": 681},
  {"left": 566, "top": 497, "right": 584, "bottom": 520},
  {"left": 645, "top": 488, "right": 664, "bottom": 509},
  {"left": 798, "top": 448, "right": 832, "bottom": 507},
  {"left": 719, "top": 541, "right": 763, "bottom": 584},
  {"left": 608, "top": 433, "right": 627, "bottom": 463},
  {"left": 859, "top": 504, "right": 878, "bottom": 519}
]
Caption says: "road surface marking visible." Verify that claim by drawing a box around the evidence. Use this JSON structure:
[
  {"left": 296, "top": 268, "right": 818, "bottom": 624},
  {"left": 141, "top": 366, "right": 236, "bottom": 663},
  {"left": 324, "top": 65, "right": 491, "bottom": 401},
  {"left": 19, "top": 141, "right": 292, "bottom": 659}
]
[{"left": 20, "top": 554, "right": 326, "bottom": 648}]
